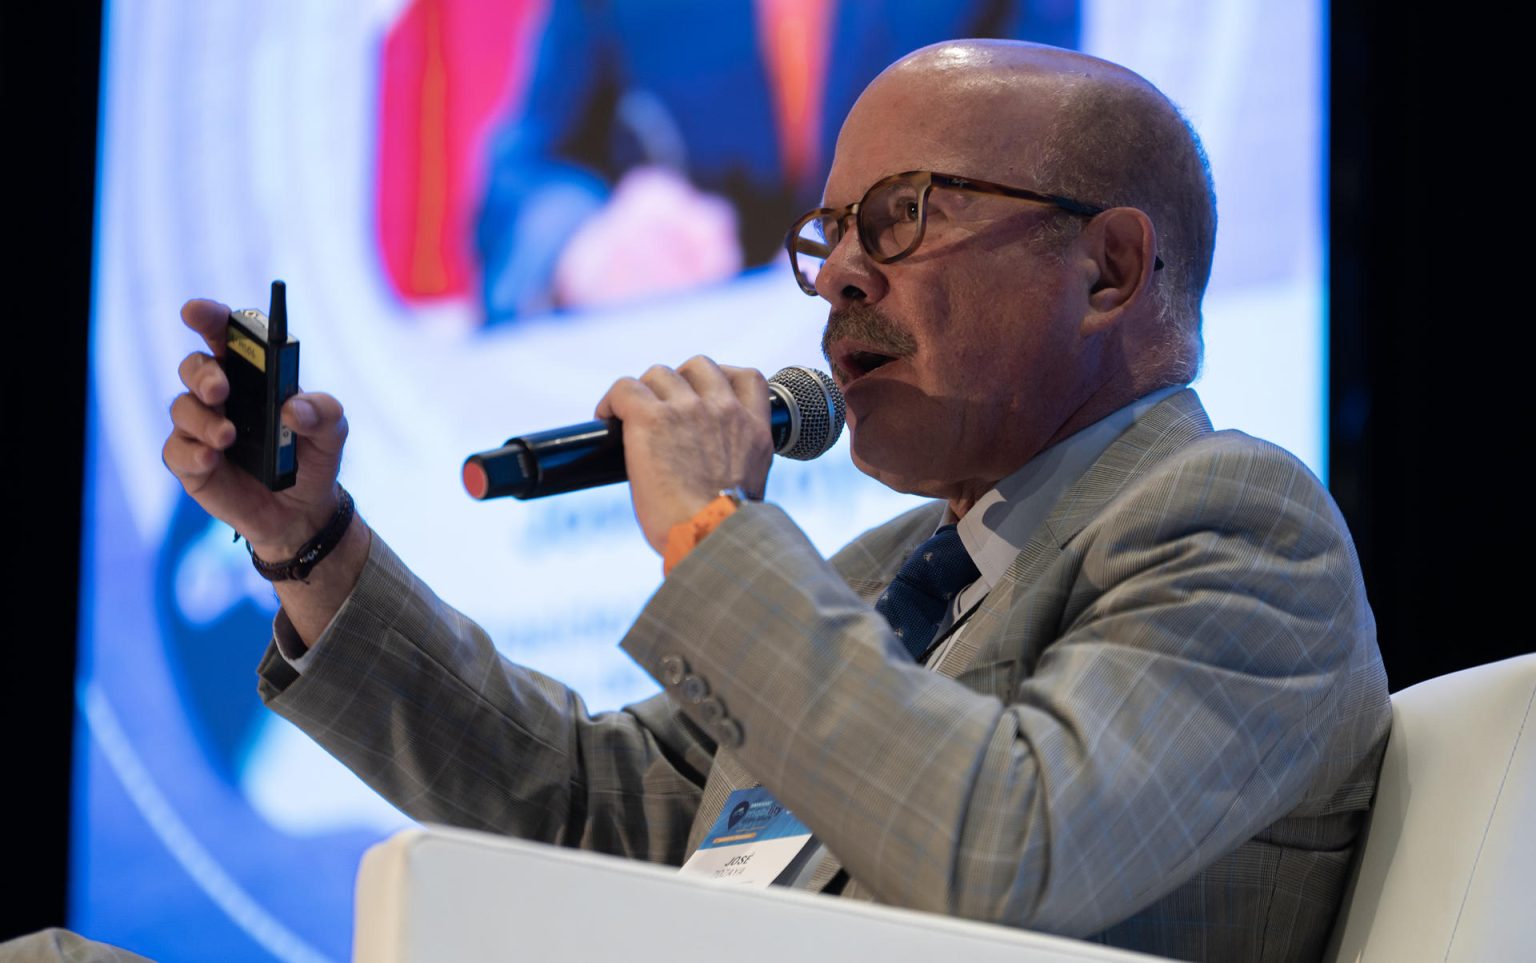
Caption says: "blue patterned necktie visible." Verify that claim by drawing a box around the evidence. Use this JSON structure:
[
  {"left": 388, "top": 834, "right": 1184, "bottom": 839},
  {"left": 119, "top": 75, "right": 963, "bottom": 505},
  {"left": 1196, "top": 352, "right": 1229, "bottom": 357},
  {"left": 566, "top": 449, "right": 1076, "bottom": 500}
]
[{"left": 874, "top": 524, "right": 981, "bottom": 661}]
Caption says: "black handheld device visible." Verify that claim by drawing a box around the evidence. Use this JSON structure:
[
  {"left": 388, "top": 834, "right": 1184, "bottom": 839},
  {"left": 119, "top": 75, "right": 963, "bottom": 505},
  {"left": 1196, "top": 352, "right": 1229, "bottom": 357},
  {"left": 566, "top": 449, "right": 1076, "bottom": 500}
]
[{"left": 222, "top": 280, "right": 300, "bottom": 490}]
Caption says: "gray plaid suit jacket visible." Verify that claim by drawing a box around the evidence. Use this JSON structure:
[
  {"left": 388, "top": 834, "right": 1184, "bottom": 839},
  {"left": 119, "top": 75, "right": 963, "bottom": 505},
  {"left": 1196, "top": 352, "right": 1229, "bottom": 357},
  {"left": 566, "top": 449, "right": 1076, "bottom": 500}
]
[{"left": 258, "top": 389, "right": 1389, "bottom": 962}]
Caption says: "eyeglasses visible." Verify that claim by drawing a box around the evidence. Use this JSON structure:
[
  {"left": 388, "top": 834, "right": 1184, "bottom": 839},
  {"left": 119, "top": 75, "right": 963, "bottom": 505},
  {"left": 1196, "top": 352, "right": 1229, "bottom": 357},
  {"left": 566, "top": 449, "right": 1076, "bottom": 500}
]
[{"left": 785, "top": 170, "right": 1159, "bottom": 296}]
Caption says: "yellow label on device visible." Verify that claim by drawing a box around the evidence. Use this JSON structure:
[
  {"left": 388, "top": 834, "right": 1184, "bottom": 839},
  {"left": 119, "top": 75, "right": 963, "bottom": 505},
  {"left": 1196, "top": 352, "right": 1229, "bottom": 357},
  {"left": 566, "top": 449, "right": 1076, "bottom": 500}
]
[{"left": 228, "top": 328, "right": 265, "bottom": 371}]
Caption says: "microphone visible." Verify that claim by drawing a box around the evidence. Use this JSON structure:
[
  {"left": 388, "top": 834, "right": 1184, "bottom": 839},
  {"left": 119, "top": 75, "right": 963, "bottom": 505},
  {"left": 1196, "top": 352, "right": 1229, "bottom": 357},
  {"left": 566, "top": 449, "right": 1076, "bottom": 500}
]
[{"left": 462, "top": 366, "right": 846, "bottom": 501}]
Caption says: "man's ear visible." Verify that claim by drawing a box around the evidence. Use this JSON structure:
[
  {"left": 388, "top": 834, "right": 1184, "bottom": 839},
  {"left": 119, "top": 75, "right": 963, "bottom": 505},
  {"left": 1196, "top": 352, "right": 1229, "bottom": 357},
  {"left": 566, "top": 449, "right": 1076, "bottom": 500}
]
[{"left": 1080, "top": 207, "right": 1158, "bottom": 335}]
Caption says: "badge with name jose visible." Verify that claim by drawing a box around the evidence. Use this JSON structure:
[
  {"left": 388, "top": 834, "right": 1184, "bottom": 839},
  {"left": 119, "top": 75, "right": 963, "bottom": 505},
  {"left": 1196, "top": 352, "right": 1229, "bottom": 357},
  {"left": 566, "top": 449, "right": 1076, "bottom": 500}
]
[{"left": 679, "top": 787, "right": 816, "bottom": 887}]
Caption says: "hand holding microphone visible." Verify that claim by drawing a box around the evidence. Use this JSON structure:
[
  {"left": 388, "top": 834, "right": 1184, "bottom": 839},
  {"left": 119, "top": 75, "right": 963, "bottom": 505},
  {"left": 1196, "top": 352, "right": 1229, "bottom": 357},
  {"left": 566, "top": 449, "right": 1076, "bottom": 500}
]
[{"left": 463, "top": 359, "right": 845, "bottom": 553}]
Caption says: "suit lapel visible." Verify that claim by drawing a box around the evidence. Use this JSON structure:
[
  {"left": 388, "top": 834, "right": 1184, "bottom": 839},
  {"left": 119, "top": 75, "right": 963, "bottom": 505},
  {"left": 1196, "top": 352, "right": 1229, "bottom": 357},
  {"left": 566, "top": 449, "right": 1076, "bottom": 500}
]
[
  {"left": 934, "top": 389, "right": 1212, "bottom": 672},
  {"left": 1036, "top": 388, "right": 1212, "bottom": 550}
]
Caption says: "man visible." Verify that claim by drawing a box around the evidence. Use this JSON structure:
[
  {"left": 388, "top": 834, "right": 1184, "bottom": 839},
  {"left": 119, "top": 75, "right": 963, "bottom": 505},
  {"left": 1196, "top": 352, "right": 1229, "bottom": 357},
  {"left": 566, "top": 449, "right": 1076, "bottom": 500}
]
[{"left": 164, "top": 40, "right": 1388, "bottom": 961}]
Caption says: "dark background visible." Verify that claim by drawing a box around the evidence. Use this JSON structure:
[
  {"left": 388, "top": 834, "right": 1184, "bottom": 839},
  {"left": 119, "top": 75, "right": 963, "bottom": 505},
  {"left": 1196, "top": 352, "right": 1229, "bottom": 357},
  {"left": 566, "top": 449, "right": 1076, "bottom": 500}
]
[{"left": 3, "top": 0, "right": 1520, "bottom": 944}]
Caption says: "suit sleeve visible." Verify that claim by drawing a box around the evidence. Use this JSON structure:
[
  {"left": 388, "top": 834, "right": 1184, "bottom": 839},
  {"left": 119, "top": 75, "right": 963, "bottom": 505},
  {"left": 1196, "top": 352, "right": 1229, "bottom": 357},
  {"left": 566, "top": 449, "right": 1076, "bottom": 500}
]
[
  {"left": 257, "top": 532, "right": 710, "bottom": 865},
  {"left": 618, "top": 436, "right": 1388, "bottom": 935}
]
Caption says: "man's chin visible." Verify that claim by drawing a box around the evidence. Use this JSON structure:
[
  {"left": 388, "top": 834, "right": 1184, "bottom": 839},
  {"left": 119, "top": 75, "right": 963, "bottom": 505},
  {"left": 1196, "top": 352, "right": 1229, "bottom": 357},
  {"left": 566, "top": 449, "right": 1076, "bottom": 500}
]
[{"left": 848, "top": 439, "right": 944, "bottom": 499}]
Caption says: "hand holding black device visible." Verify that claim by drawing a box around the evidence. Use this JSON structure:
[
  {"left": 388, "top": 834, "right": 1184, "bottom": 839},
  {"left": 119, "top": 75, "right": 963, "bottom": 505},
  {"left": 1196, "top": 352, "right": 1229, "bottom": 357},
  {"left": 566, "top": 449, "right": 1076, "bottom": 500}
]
[{"left": 221, "top": 280, "right": 300, "bottom": 490}]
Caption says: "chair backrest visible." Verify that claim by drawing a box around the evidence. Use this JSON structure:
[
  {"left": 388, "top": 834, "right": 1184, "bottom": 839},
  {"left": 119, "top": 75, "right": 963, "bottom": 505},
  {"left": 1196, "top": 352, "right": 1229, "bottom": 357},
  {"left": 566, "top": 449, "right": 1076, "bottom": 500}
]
[{"left": 1327, "top": 654, "right": 1536, "bottom": 962}]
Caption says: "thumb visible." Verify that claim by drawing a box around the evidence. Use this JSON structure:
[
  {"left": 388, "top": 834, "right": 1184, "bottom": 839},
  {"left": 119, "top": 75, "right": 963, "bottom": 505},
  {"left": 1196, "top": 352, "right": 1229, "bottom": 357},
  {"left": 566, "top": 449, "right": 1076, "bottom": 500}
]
[
  {"left": 283, "top": 392, "right": 349, "bottom": 509},
  {"left": 283, "top": 392, "right": 349, "bottom": 458}
]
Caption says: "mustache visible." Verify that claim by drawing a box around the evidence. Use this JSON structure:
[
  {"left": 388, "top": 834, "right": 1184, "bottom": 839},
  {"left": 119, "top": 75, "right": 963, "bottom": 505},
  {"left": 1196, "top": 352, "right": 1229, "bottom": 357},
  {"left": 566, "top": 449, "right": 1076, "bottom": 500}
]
[{"left": 821, "top": 305, "right": 918, "bottom": 374}]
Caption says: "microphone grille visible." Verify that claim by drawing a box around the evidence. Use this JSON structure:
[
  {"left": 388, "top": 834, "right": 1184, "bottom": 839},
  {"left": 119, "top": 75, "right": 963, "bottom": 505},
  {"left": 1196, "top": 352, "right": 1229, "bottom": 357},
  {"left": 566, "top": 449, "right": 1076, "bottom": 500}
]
[{"left": 769, "top": 366, "right": 845, "bottom": 460}]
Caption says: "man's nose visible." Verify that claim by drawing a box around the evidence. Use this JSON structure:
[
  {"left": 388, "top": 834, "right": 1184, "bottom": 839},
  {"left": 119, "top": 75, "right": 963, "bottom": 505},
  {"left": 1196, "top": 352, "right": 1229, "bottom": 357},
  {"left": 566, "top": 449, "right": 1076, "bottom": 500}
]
[{"left": 814, "top": 229, "right": 888, "bottom": 308}]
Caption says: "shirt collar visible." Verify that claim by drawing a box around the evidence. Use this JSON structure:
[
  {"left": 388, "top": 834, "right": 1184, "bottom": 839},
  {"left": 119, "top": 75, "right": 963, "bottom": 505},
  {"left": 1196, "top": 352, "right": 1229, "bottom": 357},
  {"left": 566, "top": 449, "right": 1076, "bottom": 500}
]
[{"left": 953, "top": 386, "right": 1183, "bottom": 598}]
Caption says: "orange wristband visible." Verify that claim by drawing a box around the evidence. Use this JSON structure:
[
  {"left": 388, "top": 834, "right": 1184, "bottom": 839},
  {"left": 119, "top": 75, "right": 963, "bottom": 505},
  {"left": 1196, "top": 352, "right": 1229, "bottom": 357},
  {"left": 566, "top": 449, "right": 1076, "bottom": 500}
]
[{"left": 662, "top": 492, "right": 744, "bottom": 576}]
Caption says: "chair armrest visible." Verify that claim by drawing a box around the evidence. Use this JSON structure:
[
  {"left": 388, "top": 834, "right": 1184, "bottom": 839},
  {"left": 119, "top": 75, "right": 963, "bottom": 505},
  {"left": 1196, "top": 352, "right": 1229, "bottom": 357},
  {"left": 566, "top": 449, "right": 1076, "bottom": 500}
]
[{"left": 353, "top": 826, "right": 1169, "bottom": 963}]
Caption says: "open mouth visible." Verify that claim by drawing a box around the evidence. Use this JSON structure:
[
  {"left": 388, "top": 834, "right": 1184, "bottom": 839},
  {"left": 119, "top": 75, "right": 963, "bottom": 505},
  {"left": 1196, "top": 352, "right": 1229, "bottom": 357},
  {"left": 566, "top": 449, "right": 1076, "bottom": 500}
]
[
  {"left": 833, "top": 345, "right": 903, "bottom": 382},
  {"left": 847, "top": 350, "right": 898, "bottom": 375}
]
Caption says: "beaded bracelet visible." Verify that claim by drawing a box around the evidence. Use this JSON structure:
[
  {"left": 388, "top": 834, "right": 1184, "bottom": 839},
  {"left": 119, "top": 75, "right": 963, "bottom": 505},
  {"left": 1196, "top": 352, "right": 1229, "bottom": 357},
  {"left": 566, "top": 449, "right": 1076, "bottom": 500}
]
[{"left": 240, "top": 488, "right": 355, "bottom": 582}]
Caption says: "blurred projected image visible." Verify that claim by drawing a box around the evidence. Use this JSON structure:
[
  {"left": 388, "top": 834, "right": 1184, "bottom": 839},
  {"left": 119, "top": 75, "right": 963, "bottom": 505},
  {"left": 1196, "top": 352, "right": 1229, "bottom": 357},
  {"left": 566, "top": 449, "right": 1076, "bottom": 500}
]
[
  {"left": 80, "top": 1, "right": 1323, "bottom": 960},
  {"left": 377, "top": 0, "right": 1078, "bottom": 320}
]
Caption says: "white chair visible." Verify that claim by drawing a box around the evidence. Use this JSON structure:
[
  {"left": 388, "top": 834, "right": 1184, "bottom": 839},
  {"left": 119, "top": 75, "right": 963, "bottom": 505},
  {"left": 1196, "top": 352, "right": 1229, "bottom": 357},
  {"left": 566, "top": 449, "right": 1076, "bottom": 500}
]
[
  {"left": 352, "top": 655, "right": 1536, "bottom": 962},
  {"left": 1327, "top": 653, "right": 1536, "bottom": 962}
]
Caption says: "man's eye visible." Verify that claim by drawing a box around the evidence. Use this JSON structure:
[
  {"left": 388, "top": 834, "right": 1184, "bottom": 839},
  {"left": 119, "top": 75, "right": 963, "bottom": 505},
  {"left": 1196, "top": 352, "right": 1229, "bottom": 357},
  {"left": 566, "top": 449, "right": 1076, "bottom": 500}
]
[{"left": 878, "top": 196, "right": 919, "bottom": 226}]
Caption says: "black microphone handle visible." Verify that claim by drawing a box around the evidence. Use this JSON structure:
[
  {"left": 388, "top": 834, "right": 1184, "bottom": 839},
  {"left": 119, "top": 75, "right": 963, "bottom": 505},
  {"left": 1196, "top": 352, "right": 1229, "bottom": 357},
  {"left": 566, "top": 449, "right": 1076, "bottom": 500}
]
[{"left": 463, "top": 401, "right": 797, "bottom": 501}]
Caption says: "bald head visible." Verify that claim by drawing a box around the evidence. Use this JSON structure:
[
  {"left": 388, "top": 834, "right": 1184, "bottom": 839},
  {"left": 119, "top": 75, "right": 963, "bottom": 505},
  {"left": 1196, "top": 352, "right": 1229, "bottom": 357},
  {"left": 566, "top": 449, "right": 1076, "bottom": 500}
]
[{"left": 841, "top": 40, "right": 1217, "bottom": 385}]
